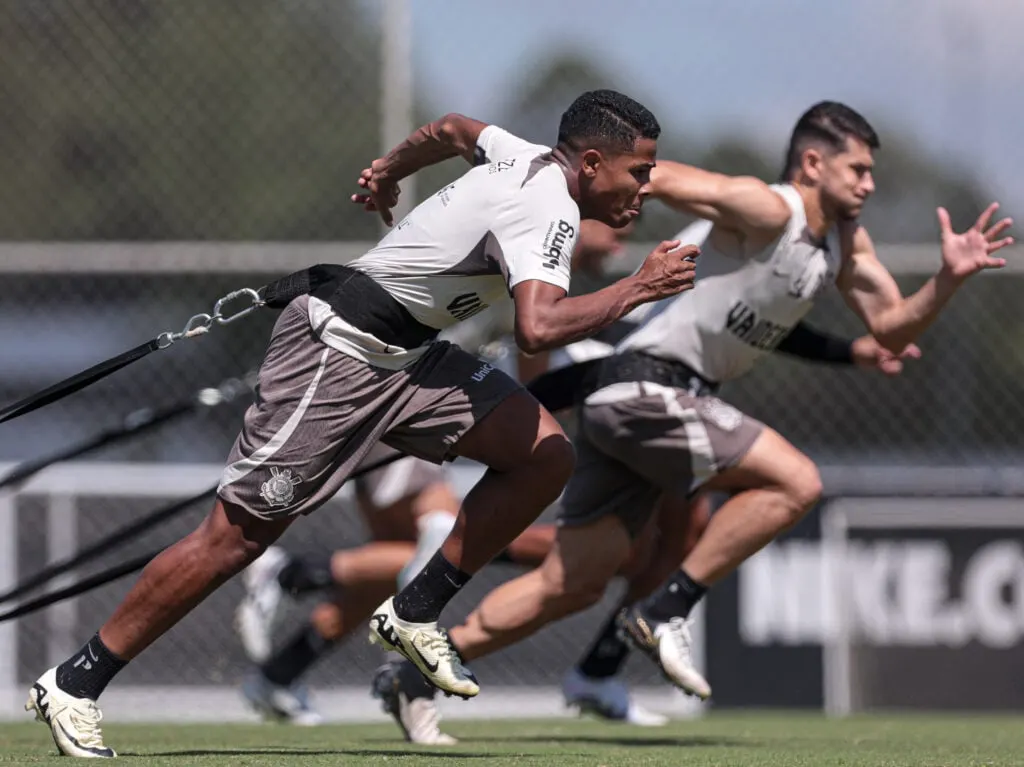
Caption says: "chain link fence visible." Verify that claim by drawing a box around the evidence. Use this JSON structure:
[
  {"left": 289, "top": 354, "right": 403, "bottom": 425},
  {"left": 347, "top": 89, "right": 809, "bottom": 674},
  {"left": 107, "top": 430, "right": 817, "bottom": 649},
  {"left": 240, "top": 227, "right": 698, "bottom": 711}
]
[
  {"left": 4, "top": 253, "right": 1023, "bottom": 698},
  {"left": 2, "top": 0, "right": 1023, "bottom": 710}
]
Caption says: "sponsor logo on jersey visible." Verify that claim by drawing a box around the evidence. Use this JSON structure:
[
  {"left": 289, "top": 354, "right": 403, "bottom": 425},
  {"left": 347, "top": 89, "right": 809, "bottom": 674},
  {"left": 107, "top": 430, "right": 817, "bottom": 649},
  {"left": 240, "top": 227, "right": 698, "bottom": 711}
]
[
  {"left": 436, "top": 183, "right": 457, "bottom": 207},
  {"left": 725, "top": 300, "right": 792, "bottom": 351},
  {"left": 541, "top": 219, "right": 575, "bottom": 270},
  {"left": 447, "top": 292, "right": 488, "bottom": 321}
]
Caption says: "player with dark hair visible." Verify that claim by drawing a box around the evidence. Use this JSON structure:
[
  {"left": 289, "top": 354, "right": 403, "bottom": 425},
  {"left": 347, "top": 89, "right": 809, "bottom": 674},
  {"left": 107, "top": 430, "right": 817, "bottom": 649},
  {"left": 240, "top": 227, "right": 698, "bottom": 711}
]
[{"left": 25, "top": 89, "right": 699, "bottom": 758}]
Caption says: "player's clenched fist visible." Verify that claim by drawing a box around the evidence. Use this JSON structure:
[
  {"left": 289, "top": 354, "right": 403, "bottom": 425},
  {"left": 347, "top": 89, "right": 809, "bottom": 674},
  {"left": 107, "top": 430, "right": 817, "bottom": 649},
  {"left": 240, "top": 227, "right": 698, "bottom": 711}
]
[{"left": 634, "top": 239, "right": 700, "bottom": 299}]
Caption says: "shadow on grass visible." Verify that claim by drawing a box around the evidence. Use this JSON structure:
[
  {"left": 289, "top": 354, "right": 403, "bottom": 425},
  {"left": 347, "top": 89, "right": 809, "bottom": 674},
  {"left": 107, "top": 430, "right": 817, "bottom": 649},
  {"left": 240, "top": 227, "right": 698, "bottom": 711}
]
[{"left": 127, "top": 747, "right": 494, "bottom": 759}]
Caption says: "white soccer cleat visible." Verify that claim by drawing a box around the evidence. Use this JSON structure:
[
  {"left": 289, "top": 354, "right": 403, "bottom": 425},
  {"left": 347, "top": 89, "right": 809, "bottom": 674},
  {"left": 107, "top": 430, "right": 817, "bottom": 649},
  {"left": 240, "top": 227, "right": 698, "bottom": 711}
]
[
  {"left": 368, "top": 597, "right": 479, "bottom": 699},
  {"left": 235, "top": 546, "right": 290, "bottom": 663},
  {"left": 618, "top": 606, "right": 711, "bottom": 701},
  {"left": 562, "top": 667, "right": 669, "bottom": 726},
  {"left": 25, "top": 667, "right": 115, "bottom": 758},
  {"left": 372, "top": 662, "right": 458, "bottom": 745}
]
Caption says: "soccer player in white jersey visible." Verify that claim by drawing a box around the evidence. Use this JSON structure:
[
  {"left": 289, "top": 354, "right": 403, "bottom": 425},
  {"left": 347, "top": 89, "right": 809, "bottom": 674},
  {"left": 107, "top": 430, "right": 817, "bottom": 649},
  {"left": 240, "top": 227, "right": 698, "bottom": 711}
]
[
  {"left": 600, "top": 100, "right": 1012, "bottom": 697},
  {"left": 24, "top": 90, "right": 700, "bottom": 758},
  {"left": 374, "top": 101, "right": 1013, "bottom": 726},
  {"left": 233, "top": 222, "right": 632, "bottom": 738}
]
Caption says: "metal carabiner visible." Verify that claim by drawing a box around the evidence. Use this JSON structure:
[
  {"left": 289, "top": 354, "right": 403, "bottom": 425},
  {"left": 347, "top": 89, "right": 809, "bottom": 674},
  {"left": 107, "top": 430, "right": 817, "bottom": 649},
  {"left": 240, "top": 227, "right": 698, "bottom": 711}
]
[
  {"left": 213, "top": 288, "right": 264, "bottom": 325},
  {"left": 180, "top": 313, "right": 214, "bottom": 339}
]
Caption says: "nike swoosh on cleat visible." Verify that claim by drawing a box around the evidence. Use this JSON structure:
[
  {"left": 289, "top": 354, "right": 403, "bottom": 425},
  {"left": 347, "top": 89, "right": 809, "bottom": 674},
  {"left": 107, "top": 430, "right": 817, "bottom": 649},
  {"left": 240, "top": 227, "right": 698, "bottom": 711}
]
[
  {"left": 411, "top": 642, "right": 439, "bottom": 674},
  {"left": 57, "top": 721, "right": 114, "bottom": 758}
]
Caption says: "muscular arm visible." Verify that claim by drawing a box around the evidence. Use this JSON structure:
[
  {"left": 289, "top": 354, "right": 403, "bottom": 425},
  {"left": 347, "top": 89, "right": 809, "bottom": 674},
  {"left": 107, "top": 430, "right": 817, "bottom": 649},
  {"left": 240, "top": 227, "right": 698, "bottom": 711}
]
[
  {"left": 372, "top": 113, "right": 489, "bottom": 183},
  {"left": 512, "top": 278, "right": 660, "bottom": 355},
  {"left": 649, "top": 161, "right": 792, "bottom": 236},
  {"left": 837, "top": 224, "right": 961, "bottom": 353}
]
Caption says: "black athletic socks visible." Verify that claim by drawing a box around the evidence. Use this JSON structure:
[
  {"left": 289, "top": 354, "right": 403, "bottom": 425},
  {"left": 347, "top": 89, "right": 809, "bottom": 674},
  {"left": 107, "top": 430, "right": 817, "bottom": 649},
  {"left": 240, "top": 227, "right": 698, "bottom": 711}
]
[
  {"left": 55, "top": 633, "right": 128, "bottom": 700},
  {"left": 642, "top": 569, "right": 708, "bottom": 622},
  {"left": 392, "top": 551, "right": 471, "bottom": 623},
  {"left": 576, "top": 608, "right": 631, "bottom": 679}
]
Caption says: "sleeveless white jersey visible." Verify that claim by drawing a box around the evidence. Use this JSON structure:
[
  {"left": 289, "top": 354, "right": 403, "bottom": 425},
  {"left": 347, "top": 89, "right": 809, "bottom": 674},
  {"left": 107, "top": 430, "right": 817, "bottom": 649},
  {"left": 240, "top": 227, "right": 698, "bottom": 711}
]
[
  {"left": 619, "top": 184, "right": 842, "bottom": 383},
  {"left": 312, "top": 126, "right": 581, "bottom": 369}
]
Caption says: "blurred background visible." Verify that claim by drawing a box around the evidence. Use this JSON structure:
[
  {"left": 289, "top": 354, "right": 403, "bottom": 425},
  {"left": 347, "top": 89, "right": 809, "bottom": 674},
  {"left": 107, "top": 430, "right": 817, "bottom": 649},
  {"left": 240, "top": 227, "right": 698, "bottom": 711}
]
[{"left": 1, "top": 0, "right": 1022, "bottom": 722}]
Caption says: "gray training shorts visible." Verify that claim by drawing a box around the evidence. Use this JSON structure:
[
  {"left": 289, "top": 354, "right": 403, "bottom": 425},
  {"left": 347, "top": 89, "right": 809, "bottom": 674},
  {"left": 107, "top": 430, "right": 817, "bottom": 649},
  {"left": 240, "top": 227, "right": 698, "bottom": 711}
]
[
  {"left": 559, "top": 381, "right": 764, "bottom": 538},
  {"left": 218, "top": 296, "right": 521, "bottom": 520}
]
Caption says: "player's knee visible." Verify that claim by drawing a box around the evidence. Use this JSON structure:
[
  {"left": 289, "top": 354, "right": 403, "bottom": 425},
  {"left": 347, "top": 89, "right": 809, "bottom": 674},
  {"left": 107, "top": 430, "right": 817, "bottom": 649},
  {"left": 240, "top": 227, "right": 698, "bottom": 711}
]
[
  {"left": 545, "top": 575, "right": 605, "bottom": 614},
  {"left": 526, "top": 433, "right": 576, "bottom": 496},
  {"left": 540, "top": 559, "right": 609, "bottom": 615},
  {"left": 200, "top": 503, "right": 281, "bottom": 576},
  {"left": 778, "top": 459, "right": 823, "bottom": 528}
]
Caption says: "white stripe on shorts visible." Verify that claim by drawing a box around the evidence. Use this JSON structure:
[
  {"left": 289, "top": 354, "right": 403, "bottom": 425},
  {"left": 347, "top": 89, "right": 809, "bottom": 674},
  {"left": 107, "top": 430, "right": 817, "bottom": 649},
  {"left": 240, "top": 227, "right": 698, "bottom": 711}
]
[
  {"left": 642, "top": 382, "right": 717, "bottom": 492},
  {"left": 218, "top": 347, "right": 331, "bottom": 492}
]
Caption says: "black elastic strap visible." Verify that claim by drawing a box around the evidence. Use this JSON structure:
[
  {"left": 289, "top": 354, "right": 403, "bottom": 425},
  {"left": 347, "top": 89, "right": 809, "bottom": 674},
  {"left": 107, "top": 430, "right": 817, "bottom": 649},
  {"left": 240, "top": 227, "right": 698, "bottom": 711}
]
[
  {"left": 524, "top": 358, "right": 602, "bottom": 413},
  {"left": 0, "top": 442, "right": 444, "bottom": 606},
  {"left": 259, "top": 264, "right": 348, "bottom": 308},
  {"left": 776, "top": 321, "right": 854, "bottom": 364},
  {"left": 0, "top": 399, "right": 196, "bottom": 492},
  {"left": 0, "top": 550, "right": 157, "bottom": 624},
  {"left": 596, "top": 350, "right": 718, "bottom": 397},
  {"left": 260, "top": 264, "right": 438, "bottom": 350},
  {"left": 0, "top": 338, "right": 161, "bottom": 426},
  {"left": 0, "top": 487, "right": 215, "bottom": 606}
]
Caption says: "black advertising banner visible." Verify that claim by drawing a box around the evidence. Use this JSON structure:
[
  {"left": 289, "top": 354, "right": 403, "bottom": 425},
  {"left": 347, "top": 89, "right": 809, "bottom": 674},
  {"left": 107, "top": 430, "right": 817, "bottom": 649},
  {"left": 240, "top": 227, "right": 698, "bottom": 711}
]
[{"left": 706, "top": 497, "right": 1024, "bottom": 711}]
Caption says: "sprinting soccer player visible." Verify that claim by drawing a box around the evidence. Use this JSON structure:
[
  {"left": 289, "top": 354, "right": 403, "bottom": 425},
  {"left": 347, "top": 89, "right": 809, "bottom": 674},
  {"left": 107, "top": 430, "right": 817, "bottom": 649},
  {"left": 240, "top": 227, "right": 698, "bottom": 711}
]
[
  {"left": 233, "top": 220, "right": 639, "bottom": 736},
  {"left": 25, "top": 89, "right": 700, "bottom": 758},
  {"left": 375, "top": 100, "right": 1013, "bottom": 729},
  {"left": 233, "top": 220, "right": 656, "bottom": 739}
]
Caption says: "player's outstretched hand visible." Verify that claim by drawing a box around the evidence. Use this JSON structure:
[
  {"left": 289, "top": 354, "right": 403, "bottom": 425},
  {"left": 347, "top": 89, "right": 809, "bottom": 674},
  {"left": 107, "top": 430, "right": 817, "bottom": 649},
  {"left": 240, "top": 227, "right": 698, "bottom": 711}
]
[
  {"left": 635, "top": 240, "right": 700, "bottom": 300},
  {"left": 938, "top": 203, "right": 1014, "bottom": 280},
  {"left": 350, "top": 160, "right": 402, "bottom": 226},
  {"left": 852, "top": 335, "right": 922, "bottom": 377}
]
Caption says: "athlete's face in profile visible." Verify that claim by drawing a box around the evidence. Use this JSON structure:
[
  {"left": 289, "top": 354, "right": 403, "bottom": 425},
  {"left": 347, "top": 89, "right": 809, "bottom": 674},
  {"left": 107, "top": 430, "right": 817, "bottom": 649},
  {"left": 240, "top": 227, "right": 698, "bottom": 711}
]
[
  {"left": 818, "top": 136, "right": 876, "bottom": 220},
  {"left": 578, "top": 137, "right": 657, "bottom": 228}
]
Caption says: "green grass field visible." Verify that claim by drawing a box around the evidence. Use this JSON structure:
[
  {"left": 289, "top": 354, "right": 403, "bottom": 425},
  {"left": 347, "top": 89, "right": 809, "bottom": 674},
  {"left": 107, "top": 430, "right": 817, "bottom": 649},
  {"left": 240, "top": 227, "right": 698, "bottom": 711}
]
[{"left": 3, "top": 713, "right": 1023, "bottom": 766}]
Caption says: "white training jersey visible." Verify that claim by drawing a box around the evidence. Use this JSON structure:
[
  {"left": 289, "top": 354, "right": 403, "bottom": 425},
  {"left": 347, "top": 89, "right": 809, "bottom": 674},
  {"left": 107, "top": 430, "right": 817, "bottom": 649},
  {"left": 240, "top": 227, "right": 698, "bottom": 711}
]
[
  {"left": 619, "top": 184, "right": 842, "bottom": 383},
  {"left": 310, "top": 126, "right": 581, "bottom": 369}
]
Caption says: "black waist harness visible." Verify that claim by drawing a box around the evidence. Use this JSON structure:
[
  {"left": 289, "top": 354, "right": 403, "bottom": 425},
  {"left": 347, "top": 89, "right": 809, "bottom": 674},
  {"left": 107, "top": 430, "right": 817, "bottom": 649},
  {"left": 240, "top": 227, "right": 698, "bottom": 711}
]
[
  {"left": 260, "top": 263, "right": 438, "bottom": 350},
  {"left": 595, "top": 350, "right": 719, "bottom": 398}
]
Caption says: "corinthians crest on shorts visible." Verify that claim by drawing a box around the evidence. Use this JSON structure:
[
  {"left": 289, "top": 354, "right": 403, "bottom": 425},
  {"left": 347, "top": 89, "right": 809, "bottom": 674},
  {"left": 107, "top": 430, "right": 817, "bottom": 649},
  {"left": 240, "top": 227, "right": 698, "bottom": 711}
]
[
  {"left": 260, "top": 467, "right": 302, "bottom": 507},
  {"left": 700, "top": 398, "right": 744, "bottom": 433}
]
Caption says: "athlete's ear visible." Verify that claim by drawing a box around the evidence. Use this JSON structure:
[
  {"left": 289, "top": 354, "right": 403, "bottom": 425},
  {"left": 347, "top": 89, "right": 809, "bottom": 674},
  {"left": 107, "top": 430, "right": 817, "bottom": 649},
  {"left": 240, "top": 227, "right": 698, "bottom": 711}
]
[
  {"left": 801, "top": 146, "right": 825, "bottom": 183},
  {"left": 580, "top": 148, "right": 603, "bottom": 179}
]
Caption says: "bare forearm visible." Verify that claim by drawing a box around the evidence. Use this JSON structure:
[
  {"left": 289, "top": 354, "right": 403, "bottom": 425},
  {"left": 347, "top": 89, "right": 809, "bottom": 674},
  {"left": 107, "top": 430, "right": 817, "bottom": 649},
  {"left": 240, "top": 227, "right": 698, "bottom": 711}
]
[
  {"left": 517, "top": 277, "right": 655, "bottom": 353},
  {"left": 376, "top": 114, "right": 483, "bottom": 183},
  {"left": 873, "top": 269, "right": 962, "bottom": 351}
]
